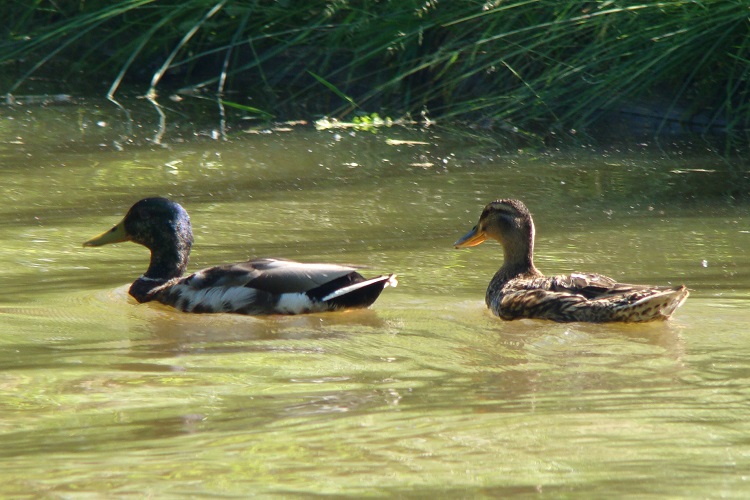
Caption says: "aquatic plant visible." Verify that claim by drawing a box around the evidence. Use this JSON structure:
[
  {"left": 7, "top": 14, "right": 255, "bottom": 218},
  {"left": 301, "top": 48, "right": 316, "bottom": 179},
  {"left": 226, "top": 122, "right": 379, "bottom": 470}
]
[{"left": 2, "top": 1, "right": 749, "bottom": 144}]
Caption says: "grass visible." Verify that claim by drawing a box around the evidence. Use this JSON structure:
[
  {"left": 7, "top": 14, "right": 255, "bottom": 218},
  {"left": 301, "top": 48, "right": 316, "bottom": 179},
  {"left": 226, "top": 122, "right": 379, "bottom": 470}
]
[{"left": 2, "top": 1, "right": 749, "bottom": 146}]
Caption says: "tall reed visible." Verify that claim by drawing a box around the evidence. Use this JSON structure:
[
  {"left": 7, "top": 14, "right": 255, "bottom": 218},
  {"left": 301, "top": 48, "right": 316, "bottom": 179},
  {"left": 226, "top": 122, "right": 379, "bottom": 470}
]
[{"left": 3, "top": 1, "right": 748, "bottom": 142}]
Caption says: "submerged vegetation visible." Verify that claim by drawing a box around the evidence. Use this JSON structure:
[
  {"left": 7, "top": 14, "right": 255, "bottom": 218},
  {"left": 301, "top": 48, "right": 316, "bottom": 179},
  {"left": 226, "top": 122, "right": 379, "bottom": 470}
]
[{"left": 2, "top": 1, "right": 749, "bottom": 145}]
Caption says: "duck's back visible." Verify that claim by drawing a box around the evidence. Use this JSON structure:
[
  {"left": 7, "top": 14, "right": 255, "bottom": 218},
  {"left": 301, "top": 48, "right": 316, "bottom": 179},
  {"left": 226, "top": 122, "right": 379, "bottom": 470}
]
[
  {"left": 489, "top": 272, "right": 689, "bottom": 322},
  {"left": 181, "top": 258, "right": 361, "bottom": 293}
]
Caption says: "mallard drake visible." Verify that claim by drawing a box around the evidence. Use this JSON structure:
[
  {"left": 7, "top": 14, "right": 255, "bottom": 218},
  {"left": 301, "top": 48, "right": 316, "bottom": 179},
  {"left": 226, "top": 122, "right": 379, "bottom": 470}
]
[
  {"left": 454, "top": 199, "right": 688, "bottom": 322},
  {"left": 83, "top": 197, "right": 396, "bottom": 315}
]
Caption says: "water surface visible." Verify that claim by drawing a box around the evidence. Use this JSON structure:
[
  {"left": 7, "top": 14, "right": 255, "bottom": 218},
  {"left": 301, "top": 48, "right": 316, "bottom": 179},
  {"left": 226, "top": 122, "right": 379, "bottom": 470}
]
[{"left": 1, "top": 101, "right": 749, "bottom": 497}]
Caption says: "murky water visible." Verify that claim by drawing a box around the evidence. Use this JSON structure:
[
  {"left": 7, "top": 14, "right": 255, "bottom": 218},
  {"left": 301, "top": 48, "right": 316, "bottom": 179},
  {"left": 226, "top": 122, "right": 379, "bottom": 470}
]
[{"left": 1, "top": 100, "right": 750, "bottom": 496}]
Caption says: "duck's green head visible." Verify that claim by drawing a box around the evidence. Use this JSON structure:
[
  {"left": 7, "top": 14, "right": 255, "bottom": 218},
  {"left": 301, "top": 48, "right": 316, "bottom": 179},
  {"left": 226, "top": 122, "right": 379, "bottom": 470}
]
[{"left": 83, "top": 197, "right": 193, "bottom": 251}]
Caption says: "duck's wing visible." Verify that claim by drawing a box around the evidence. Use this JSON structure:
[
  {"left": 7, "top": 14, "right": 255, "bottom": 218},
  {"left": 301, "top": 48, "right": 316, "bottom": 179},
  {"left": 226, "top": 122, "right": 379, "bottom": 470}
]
[
  {"left": 545, "top": 273, "right": 649, "bottom": 299},
  {"left": 182, "top": 258, "right": 363, "bottom": 294}
]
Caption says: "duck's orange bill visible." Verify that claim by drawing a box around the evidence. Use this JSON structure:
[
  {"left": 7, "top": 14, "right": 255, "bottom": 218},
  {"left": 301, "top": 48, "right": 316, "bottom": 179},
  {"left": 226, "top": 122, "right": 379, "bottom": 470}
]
[{"left": 453, "top": 226, "right": 487, "bottom": 248}]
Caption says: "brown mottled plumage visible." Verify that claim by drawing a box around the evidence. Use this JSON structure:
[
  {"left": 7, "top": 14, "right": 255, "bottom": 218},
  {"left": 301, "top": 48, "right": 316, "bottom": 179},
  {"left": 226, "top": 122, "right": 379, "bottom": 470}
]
[{"left": 454, "top": 199, "right": 688, "bottom": 322}]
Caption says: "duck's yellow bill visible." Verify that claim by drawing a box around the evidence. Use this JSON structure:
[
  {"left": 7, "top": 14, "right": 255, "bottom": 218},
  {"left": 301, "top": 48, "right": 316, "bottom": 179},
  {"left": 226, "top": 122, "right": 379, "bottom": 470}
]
[
  {"left": 83, "top": 220, "right": 130, "bottom": 247},
  {"left": 453, "top": 226, "right": 487, "bottom": 248}
]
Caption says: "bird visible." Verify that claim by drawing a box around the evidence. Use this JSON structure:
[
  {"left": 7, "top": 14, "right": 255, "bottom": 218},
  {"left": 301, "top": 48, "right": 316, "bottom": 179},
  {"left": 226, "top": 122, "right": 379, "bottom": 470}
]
[
  {"left": 453, "top": 199, "right": 688, "bottom": 322},
  {"left": 83, "top": 197, "right": 397, "bottom": 315}
]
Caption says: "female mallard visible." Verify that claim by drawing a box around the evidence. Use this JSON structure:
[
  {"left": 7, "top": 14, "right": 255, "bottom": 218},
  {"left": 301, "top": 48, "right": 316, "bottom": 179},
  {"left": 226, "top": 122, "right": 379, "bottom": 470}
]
[
  {"left": 84, "top": 197, "right": 396, "bottom": 315},
  {"left": 454, "top": 199, "right": 688, "bottom": 322}
]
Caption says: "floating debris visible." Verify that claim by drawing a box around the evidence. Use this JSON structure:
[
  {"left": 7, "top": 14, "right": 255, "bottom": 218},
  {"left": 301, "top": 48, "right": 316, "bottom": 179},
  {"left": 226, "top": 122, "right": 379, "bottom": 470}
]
[
  {"left": 386, "top": 139, "right": 429, "bottom": 146},
  {"left": 670, "top": 168, "right": 717, "bottom": 174},
  {"left": 5, "top": 93, "right": 75, "bottom": 106}
]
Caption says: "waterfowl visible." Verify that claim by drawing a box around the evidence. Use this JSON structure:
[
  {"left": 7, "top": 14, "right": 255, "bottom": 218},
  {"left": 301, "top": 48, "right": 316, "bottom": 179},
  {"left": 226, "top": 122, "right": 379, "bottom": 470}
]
[
  {"left": 454, "top": 199, "right": 688, "bottom": 322},
  {"left": 84, "top": 197, "right": 396, "bottom": 315}
]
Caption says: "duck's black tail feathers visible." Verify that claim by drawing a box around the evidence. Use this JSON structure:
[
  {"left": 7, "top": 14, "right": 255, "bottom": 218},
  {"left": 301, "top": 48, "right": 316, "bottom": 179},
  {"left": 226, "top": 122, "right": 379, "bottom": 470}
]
[{"left": 309, "top": 274, "right": 398, "bottom": 310}]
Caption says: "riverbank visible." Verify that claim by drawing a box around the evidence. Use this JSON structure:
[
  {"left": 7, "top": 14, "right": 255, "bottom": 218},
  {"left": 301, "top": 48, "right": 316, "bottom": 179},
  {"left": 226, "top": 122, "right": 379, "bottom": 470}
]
[{"left": 3, "top": 1, "right": 748, "bottom": 146}]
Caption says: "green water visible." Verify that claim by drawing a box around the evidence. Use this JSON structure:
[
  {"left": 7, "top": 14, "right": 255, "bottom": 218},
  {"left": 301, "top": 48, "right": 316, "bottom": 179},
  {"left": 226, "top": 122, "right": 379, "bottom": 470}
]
[{"left": 1, "top": 101, "right": 750, "bottom": 497}]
